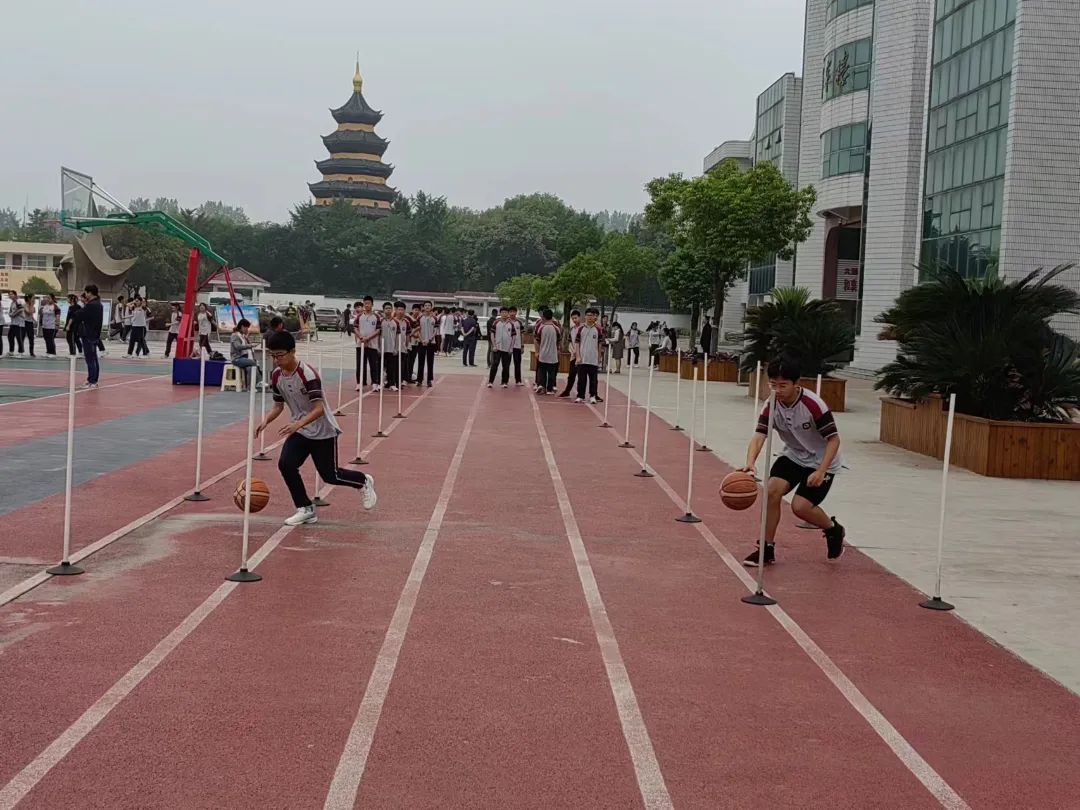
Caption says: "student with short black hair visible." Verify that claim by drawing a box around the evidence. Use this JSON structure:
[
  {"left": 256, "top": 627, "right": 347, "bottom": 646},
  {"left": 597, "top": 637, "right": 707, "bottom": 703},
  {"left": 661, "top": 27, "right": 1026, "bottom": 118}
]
[
  {"left": 257, "top": 330, "right": 377, "bottom": 526},
  {"left": 508, "top": 306, "right": 525, "bottom": 386},
  {"left": 738, "top": 356, "right": 846, "bottom": 567},
  {"left": 534, "top": 309, "right": 561, "bottom": 394},
  {"left": 165, "top": 303, "right": 181, "bottom": 357},
  {"left": 558, "top": 310, "right": 583, "bottom": 397},
  {"left": 75, "top": 284, "right": 104, "bottom": 388},
  {"left": 487, "top": 307, "right": 514, "bottom": 388},
  {"left": 417, "top": 300, "right": 439, "bottom": 386},
  {"left": 574, "top": 308, "right": 603, "bottom": 403},
  {"left": 380, "top": 302, "right": 400, "bottom": 391},
  {"left": 354, "top": 295, "right": 381, "bottom": 391},
  {"left": 229, "top": 318, "right": 262, "bottom": 389}
]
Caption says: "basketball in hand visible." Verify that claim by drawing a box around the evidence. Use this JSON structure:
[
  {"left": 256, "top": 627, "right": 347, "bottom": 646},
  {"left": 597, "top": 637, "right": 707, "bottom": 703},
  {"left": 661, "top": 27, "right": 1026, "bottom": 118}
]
[
  {"left": 719, "top": 471, "right": 758, "bottom": 511},
  {"left": 234, "top": 478, "right": 271, "bottom": 513}
]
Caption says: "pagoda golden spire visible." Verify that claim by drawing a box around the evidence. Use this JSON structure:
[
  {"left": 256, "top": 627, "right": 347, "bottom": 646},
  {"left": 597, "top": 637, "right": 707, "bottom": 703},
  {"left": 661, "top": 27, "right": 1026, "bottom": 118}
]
[{"left": 353, "top": 55, "right": 363, "bottom": 93}]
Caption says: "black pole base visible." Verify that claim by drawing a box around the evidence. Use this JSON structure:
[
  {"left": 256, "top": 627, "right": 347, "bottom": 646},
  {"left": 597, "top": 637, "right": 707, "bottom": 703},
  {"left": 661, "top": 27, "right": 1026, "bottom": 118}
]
[
  {"left": 675, "top": 512, "right": 702, "bottom": 524},
  {"left": 226, "top": 568, "right": 262, "bottom": 583},
  {"left": 184, "top": 491, "right": 210, "bottom": 502},
  {"left": 634, "top": 469, "right": 655, "bottom": 478},
  {"left": 47, "top": 561, "right": 84, "bottom": 576},
  {"left": 351, "top": 456, "right": 370, "bottom": 466},
  {"left": 742, "top": 590, "right": 778, "bottom": 606},
  {"left": 670, "top": 425, "right": 684, "bottom": 432},
  {"left": 619, "top": 442, "right": 635, "bottom": 448},
  {"left": 697, "top": 445, "right": 712, "bottom": 452},
  {"left": 253, "top": 452, "right": 272, "bottom": 462},
  {"left": 598, "top": 422, "right": 613, "bottom": 428},
  {"left": 313, "top": 496, "right": 330, "bottom": 507},
  {"left": 393, "top": 412, "right": 407, "bottom": 419},
  {"left": 919, "top": 597, "right": 955, "bottom": 612},
  {"left": 372, "top": 430, "right": 388, "bottom": 438}
]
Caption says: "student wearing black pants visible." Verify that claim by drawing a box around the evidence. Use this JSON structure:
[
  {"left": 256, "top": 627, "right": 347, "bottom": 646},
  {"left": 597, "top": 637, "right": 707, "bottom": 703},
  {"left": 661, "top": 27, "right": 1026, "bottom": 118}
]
[
  {"left": 558, "top": 309, "right": 583, "bottom": 397},
  {"left": 576, "top": 363, "right": 599, "bottom": 400},
  {"left": 574, "top": 308, "right": 603, "bottom": 403},
  {"left": 486, "top": 307, "right": 514, "bottom": 388},
  {"left": 488, "top": 350, "right": 511, "bottom": 386}
]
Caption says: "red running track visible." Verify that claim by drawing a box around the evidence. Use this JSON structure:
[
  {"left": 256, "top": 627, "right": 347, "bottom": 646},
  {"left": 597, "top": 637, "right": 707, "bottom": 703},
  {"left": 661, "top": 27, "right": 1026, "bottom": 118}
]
[{"left": 1, "top": 375, "right": 1079, "bottom": 809}]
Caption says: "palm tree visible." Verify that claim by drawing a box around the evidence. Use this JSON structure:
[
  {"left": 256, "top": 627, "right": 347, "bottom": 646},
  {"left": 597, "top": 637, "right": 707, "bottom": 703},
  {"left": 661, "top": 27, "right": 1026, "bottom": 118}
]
[
  {"left": 741, "top": 286, "right": 855, "bottom": 375},
  {"left": 875, "top": 264, "right": 1080, "bottom": 421}
]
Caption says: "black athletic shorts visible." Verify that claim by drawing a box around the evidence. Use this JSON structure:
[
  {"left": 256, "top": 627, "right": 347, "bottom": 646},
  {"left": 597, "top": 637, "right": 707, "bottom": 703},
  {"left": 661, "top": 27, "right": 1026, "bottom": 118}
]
[{"left": 770, "top": 455, "right": 835, "bottom": 506}]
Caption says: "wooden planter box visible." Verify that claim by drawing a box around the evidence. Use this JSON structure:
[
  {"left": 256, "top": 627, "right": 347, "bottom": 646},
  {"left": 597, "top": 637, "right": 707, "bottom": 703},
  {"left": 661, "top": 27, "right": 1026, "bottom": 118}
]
[
  {"left": 748, "top": 374, "right": 847, "bottom": 412},
  {"left": 657, "top": 354, "right": 678, "bottom": 373},
  {"left": 530, "top": 351, "right": 573, "bottom": 373},
  {"left": 679, "top": 358, "right": 739, "bottom": 382},
  {"left": 880, "top": 397, "right": 1080, "bottom": 480}
]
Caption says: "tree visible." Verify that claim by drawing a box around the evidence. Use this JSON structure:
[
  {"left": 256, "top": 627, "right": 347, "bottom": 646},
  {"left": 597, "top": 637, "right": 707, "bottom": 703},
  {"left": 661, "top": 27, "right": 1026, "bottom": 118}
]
[
  {"left": 742, "top": 287, "right": 855, "bottom": 376},
  {"left": 21, "top": 276, "right": 60, "bottom": 296},
  {"left": 657, "top": 247, "right": 714, "bottom": 337},
  {"left": 646, "top": 161, "right": 816, "bottom": 350},
  {"left": 550, "top": 253, "right": 616, "bottom": 332},
  {"left": 593, "top": 231, "right": 661, "bottom": 321},
  {"left": 496, "top": 273, "right": 539, "bottom": 315},
  {"left": 0, "top": 208, "right": 20, "bottom": 238}
]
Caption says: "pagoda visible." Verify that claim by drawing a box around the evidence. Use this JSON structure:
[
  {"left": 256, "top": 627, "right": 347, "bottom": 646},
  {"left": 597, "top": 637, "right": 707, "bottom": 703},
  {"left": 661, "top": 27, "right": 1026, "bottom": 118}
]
[{"left": 309, "top": 60, "right": 397, "bottom": 216}]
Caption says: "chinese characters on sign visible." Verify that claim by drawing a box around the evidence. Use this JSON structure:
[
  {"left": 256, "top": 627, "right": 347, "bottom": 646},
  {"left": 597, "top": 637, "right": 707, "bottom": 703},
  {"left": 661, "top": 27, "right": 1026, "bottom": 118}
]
[{"left": 836, "top": 260, "right": 860, "bottom": 301}]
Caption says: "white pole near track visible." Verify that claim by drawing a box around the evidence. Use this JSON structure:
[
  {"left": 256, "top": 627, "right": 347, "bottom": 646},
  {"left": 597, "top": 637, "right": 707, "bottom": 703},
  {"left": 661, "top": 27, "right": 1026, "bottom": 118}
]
[
  {"left": 184, "top": 351, "right": 210, "bottom": 501},
  {"left": 671, "top": 349, "right": 684, "bottom": 431},
  {"left": 47, "top": 355, "right": 84, "bottom": 576},
  {"left": 394, "top": 330, "right": 406, "bottom": 419},
  {"left": 334, "top": 332, "right": 346, "bottom": 415},
  {"left": 743, "top": 391, "right": 778, "bottom": 606},
  {"left": 352, "top": 342, "right": 369, "bottom": 464},
  {"left": 312, "top": 347, "right": 329, "bottom": 507},
  {"left": 374, "top": 347, "right": 387, "bottom": 437},
  {"left": 675, "top": 366, "right": 701, "bottom": 523},
  {"left": 600, "top": 360, "right": 613, "bottom": 427},
  {"left": 698, "top": 354, "right": 711, "bottom": 452},
  {"left": 619, "top": 357, "right": 634, "bottom": 448},
  {"left": 816, "top": 373, "right": 823, "bottom": 396},
  {"left": 254, "top": 346, "right": 270, "bottom": 461},
  {"left": 226, "top": 357, "right": 262, "bottom": 583},
  {"left": 752, "top": 361, "right": 762, "bottom": 429},
  {"left": 921, "top": 393, "right": 958, "bottom": 612},
  {"left": 634, "top": 361, "right": 655, "bottom": 478}
]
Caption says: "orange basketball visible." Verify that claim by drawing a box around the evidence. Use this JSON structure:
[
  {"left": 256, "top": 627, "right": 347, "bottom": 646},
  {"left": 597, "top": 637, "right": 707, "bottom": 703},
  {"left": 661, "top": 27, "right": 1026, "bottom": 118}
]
[
  {"left": 234, "top": 477, "right": 271, "bottom": 513},
  {"left": 720, "top": 471, "right": 758, "bottom": 511}
]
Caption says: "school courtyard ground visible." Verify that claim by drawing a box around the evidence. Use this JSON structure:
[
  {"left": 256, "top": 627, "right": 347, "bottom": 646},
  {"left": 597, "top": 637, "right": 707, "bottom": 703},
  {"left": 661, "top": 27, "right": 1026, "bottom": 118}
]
[{"left": 1, "top": 336, "right": 1078, "bottom": 809}]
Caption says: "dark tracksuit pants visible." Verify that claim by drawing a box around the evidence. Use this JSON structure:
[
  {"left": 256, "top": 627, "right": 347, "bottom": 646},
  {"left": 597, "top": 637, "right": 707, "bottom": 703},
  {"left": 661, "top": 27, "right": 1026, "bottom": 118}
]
[
  {"left": 576, "top": 364, "right": 599, "bottom": 399},
  {"left": 511, "top": 348, "right": 523, "bottom": 383},
  {"left": 417, "top": 343, "right": 436, "bottom": 384},
  {"left": 66, "top": 328, "right": 83, "bottom": 355},
  {"left": 488, "top": 351, "right": 511, "bottom": 385},
  {"left": 383, "top": 352, "right": 399, "bottom": 388},
  {"left": 404, "top": 346, "right": 417, "bottom": 383},
  {"left": 278, "top": 432, "right": 367, "bottom": 508},
  {"left": 560, "top": 360, "right": 578, "bottom": 396},
  {"left": 43, "top": 328, "right": 58, "bottom": 356},
  {"left": 357, "top": 347, "right": 381, "bottom": 385},
  {"left": 537, "top": 362, "right": 558, "bottom": 392},
  {"left": 462, "top": 337, "right": 477, "bottom": 366}
]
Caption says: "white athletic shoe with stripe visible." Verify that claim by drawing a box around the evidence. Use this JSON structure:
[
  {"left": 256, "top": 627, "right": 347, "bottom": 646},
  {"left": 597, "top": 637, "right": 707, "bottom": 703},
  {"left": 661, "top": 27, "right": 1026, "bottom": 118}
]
[
  {"left": 362, "top": 475, "right": 377, "bottom": 510},
  {"left": 285, "top": 505, "right": 318, "bottom": 526}
]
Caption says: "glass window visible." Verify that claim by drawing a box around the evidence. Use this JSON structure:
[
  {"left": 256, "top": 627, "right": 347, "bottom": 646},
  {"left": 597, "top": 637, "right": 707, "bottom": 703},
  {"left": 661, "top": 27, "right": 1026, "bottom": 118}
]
[
  {"left": 821, "top": 123, "right": 868, "bottom": 179},
  {"left": 826, "top": 0, "right": 874, "bottom": 24},
  {"left": 823, "top": 38, "right": 873, "bottom": 101}
]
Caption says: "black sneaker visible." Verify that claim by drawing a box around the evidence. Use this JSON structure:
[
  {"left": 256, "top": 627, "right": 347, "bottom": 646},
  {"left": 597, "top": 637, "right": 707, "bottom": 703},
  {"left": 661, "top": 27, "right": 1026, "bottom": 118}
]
[
  {"left": 743, "top": 543, "right": 776, "bottom": 567},
  {"left": 824, "top": 518, "right": 846, "bottom": 560}
]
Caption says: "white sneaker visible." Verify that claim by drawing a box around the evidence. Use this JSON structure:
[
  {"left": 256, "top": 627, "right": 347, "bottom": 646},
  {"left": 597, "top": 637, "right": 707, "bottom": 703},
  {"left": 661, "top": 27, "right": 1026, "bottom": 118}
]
[
  {"left": 501, "top": 384, "right": 508, "bottom": 389},
  {"left": 589, "top": 396, "right": 597, "bottom": 404},
  {"left": 487, "top": 383, "right": 493, "bottom": 388},
  {"left": 362, "top": 475, "right": 377, "bottom": 510},
  {"left": 372, "top": 384, "right": 381, "bottom": 392},
  {"left": 284, "top": 505, "right": 318, "bottom": 526},
  {"left": 355, "top": 384, "right": 362, "bottom": 392},
  {"left": 575, "top": 397, "right": 584, "bottom": 403}
]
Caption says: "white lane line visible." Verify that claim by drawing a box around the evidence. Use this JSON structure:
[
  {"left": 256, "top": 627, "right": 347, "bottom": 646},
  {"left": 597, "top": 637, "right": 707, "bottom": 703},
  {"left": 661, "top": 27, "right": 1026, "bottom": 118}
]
[
  {"left": 0, "top": 373, "right": 169, "bottom": 408},
  {"left": 323, "top": 382, "right": 484, "bottom": 810},
  {"left": 530, "top": 395, "right": 673, "bottom": 810},
  {"left": 0, "top": 384, "right": 441, "bottom": 808},
  {"left": 585, "top": 401, "right": 970, "bottom": 810}
]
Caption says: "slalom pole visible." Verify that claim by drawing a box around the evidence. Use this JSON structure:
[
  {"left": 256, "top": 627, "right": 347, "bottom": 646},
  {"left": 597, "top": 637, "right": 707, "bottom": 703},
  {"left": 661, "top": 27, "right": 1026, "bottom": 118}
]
[
  {"left": 743, "top": 390, "right": 778, "bottom": 606},
  {"left": 312, "top": 347, "right": 329, "bottom": 507},
  {"left": 816, "top": 373, "right": 823, "bottom": 396},
  {"left": 226, "top": 360, "right": 262, "bottom": 583},
  {"left": 254, "top": 345, "right": 270, "bottom": 461},
  {"left": 619, "top": 356, "right": 635, "bottom": 448},
  {"left": 394, "top": 330, "right": 406, "bottom": 419},
  {"left": 184, "top": 351, "right": 210, "bottom": 501},
  {"left": 352, "top": 342, "right": 369, "bottom": 464},
  {"left": 697, "top": 353, "right": 711, "bottom": 452},
  {"left": 47, "top": 355, "right": 84, "bottom": 576},
  {"left": 334, "top": 331, "right": 346, "bottom": 415},
  {"left": 675, "top": 367, "right": 702, "bottom": 523},
  {"left": 373, "top": 350, "right": 387, "bottom": 438},
  {"left": 921, "top": 393, "right": 958, "bottom": 611},
  {"left": 670, "top": 349, "right": 684, "bottom": 431},
  {"left": 599, "top": 358, "right": 613, "bottom": 428},
  {"left": 634, "top": 360, "right": 655, "bottom": 478}
]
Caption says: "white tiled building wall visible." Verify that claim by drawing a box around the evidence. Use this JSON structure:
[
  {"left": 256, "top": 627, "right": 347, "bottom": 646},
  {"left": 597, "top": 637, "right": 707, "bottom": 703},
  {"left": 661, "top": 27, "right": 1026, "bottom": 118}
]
[
  {"left": 999, "top": 0, "right": 1080, "bottom": 340},
  {"left": 794, "top": 0, "right": 828, "bottom": 293},
  {"left": 851, "top": 0, "right": 935, "bottom": 372}
]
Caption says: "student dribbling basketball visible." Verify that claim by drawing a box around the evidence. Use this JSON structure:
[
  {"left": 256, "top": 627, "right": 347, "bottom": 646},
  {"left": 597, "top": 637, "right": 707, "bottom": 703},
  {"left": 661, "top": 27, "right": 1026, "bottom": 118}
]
[
  {"left": 739, "top": 357, "right": 845, "bottom": 567},
  {"left": 257, "top": 330, "right": 377, "bottom": 526}
]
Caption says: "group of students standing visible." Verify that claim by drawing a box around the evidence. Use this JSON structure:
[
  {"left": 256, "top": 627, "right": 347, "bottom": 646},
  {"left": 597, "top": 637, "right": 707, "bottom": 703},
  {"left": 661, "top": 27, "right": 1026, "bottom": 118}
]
[
  {"left": 2, "top": 289, "right": 107, "bottom": 361},
  {"left": 348, "top": 297, "right": 481, "bottom": 392}
]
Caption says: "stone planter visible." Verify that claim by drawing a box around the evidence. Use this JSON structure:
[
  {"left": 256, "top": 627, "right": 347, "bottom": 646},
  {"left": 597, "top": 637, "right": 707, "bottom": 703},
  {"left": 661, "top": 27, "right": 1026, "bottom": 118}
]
[
  {"left": 880, "top": 397, "right": 1080, "bottom": 480},
  {"left": 748, "top": 373, "right": 847, "bottom": 412},
  {"left": 679, "top": 358, "right": 739, "bottom": 382}
]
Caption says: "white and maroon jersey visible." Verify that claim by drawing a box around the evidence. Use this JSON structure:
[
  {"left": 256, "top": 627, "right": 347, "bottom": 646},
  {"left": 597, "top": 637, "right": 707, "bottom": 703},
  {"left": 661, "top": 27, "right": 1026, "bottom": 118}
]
[
  {"left": 574, "top": 323, "right": 603, "bottom": 366},
  {"left": 756, "top": 389, "right": 843, "bottom": 473},
  {"left": 492, "top": 319, "right": 515, "bottom": 352},
  {"left": 535, "top": 320, "right": 561, "bottom": 364},
  {"left": 355, "top": 311, "right": 381, "bottom": 349},
  {"left": 419, "top": 314, "right": 439, "bottom": 344},
  {"left": 510, "top": 318, "right": 524, "bottom": 350},
  {"left": 271, "top": 362, "right": 341, "bottom": 441},
  {"left": 567, "top": 323, "right": 582, "bottom": 360},
  {"left": 381, "top": 317, "right": 402, "bottom": 354}
]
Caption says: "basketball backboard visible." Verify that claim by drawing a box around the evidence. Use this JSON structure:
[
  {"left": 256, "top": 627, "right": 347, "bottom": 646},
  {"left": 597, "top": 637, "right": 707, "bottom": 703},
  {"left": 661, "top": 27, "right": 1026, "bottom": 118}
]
[{"left": 60, "top": 167, "right": 132, "bottom": 224}]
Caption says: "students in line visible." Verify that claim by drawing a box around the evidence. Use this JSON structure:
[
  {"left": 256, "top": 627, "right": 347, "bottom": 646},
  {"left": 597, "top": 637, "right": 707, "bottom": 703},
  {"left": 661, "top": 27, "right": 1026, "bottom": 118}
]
[
  {"left": 417, "top": 301, "right": 439, "bottom": 387},
  {"left": 256, "top": 330, "right": 376, "bottom": 526},
  {"left": 354, "top": 296, "right": 381, "bottom": 391},
  {"left": 487, "top": 307, "right": 514, "bottom": 388},
  {"left": 558, "top": 310, "right": 582, "bottom": 398},
  {"left": 574, "top": 308, "right": 603, "bottom": 404},
  {"left": 508, "top": 306, "right": 524, "bottom": 386},
  {"left": 380, "top": 302, "right": 400, "bottom": 391},
  {"left": 533, "top": 309, "right": 561, "bottom": 395}
]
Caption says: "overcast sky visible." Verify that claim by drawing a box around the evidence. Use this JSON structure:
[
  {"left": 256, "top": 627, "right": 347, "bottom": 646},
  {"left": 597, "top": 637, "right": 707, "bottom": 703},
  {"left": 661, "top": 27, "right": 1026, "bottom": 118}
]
[{"left": 1, "top": 0, "right": 805, "bottom": 224}]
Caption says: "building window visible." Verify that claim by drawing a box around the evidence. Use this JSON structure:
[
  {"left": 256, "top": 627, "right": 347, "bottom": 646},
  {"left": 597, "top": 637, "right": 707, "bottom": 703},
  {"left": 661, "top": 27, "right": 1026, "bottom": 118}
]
[
  {"left": 26, "top": 255, "right": 48, "bottom": 270},
  {"left": 823, "top": 39, "right": 873, "bottom": 101},
  {"left": 11, "top": 254, "right": 22, "bottom": 269},
  {"left": 821, "top": 123, "right": 868, "bottom": 179},
  {"left": 922, "top": 0, "right": 1015, "bottom": 279},
  {"left": 748, "top": 257, "right": 777, "bottom": 296},
  {"left": 826, "top": 0, "right": 874, "bottom": 24}
]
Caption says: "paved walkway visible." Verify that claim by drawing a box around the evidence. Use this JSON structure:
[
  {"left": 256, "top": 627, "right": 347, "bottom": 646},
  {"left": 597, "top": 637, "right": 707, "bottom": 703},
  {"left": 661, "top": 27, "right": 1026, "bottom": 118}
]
[{"left": 601, "top": 361, "right": 1080, "bottom": 696}]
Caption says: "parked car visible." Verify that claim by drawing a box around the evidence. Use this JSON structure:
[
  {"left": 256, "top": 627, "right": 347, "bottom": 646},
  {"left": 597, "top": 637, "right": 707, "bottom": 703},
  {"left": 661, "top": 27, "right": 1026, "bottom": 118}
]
[{"left": 315, "top": 307, "right": 342, "bottom": 331}]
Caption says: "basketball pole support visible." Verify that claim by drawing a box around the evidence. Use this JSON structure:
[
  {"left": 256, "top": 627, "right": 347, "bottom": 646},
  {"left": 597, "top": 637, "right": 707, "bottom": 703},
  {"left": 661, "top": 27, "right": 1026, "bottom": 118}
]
[
  {"left": 227, "top": 361, "right": 262, "bottom": 583},
  {"left": 921, "top": 392, "right": 957, "bottom": 612},
  {"left": 47, "top": 355, "right": 85, "bottom": 577},
  {"left": 675, "top": 367, "right": 702, "bottom": 523},
  {"left": 743, "top": 391, "right": 778, "bottom": 606}
]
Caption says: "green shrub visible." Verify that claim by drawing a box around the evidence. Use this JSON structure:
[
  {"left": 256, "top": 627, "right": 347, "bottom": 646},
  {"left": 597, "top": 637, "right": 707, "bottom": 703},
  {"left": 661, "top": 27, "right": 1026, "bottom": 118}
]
[{"left": 741, "top": 287, "right": 855, "bottom": 376}]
